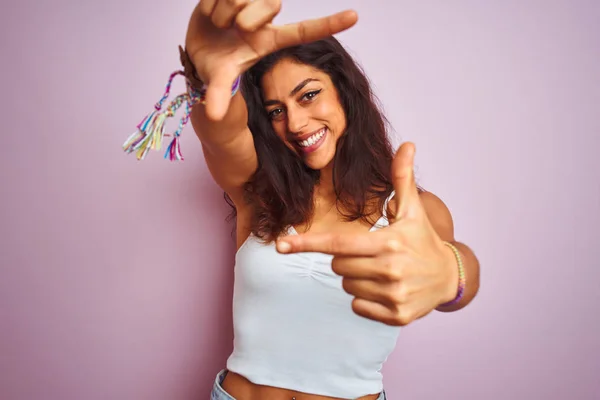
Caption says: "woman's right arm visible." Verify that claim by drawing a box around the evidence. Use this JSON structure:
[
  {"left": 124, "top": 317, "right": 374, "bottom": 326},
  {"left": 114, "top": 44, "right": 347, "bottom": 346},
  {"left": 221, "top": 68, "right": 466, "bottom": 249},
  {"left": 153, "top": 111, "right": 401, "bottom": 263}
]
[
  {"left": 190, "top": 88, "right": 257, "bottom": 207},
  {"left": 184, "top": 2, "right": 262, "bottom": 207}
]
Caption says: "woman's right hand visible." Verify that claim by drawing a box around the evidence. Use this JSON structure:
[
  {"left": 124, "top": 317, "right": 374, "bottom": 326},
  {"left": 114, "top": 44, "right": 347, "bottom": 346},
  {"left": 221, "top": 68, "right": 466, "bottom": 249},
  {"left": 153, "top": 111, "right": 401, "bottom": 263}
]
[{"left": 185, "top": 0, "right": 358, "bottom": 121}]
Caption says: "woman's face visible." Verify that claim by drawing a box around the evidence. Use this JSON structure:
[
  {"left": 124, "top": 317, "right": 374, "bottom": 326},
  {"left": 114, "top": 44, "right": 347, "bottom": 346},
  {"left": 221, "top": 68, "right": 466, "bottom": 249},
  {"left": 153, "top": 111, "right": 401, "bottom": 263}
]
[{"left": 261, "top": 58, "right": 346, "bottom": 171}]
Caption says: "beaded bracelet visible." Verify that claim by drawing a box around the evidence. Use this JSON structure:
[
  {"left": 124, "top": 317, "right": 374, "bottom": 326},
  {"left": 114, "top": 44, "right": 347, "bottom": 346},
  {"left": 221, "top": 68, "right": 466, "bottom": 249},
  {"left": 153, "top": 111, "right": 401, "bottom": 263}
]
[
  {"left": 439, "top": 242, "right": 466, "bottom": 307},
  {"left": 122, "top": 46, "right": 241, "bottom": 161}
]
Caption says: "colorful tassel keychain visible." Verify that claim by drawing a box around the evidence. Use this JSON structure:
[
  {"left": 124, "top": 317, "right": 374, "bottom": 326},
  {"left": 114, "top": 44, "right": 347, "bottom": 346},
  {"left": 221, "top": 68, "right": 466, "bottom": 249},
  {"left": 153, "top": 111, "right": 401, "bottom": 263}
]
[{"left": 123, "top": 49, "right": 241, "bottom": 161}]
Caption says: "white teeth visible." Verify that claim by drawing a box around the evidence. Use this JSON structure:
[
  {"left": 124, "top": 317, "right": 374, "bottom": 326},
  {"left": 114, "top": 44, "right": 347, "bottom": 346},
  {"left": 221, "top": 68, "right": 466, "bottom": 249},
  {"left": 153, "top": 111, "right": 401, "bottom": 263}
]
[{"left": 298, "top": 128, "right": 326, "bottom": 147}]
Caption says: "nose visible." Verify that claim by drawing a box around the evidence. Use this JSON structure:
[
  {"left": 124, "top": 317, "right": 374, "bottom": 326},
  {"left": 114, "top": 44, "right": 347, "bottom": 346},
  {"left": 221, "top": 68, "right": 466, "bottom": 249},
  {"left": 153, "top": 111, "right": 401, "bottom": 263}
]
[{"left": 286, "top": 105, "right": 309, "bottom": 134}]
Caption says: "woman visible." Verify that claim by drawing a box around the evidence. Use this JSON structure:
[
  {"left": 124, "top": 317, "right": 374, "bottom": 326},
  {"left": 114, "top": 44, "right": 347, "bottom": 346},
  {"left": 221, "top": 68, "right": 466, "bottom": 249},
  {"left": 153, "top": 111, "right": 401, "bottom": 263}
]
[{"left": 180, "top": 1, "right": 481, "bottom": 399}]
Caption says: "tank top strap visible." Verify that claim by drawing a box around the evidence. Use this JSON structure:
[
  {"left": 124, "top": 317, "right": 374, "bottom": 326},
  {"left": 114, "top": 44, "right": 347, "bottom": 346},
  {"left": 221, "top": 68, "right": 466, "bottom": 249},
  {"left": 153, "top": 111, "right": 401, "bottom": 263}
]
[
  {"left": 382, "top": 190, "right": 396, "bottom": 219},
  {"left": 369, "top": 190, "right": 396, "bottom": 232}
]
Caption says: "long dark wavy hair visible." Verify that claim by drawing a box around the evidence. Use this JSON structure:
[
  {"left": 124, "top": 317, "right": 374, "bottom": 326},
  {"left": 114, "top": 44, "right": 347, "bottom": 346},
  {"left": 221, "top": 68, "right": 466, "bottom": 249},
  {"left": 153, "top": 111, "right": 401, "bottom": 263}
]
[{"left": 226, "top": 36, "right": 400, "bottom": 243}]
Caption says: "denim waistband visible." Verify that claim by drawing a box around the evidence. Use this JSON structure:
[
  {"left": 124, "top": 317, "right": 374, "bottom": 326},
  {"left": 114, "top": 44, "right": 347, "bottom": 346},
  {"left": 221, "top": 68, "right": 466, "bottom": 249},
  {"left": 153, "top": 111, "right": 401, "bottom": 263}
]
[{"left": 210, "top": 369, "right": 386, "bottom": 400}]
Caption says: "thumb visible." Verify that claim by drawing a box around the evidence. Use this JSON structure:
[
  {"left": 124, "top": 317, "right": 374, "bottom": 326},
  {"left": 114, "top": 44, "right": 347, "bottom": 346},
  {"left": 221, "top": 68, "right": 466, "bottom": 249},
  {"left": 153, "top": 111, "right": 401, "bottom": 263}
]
[
  {"left": 391, "top": 142, "right": 420, "bottom": 218},
  {"left": 203, "top": 68, "right": 239, "bottom": 121}
]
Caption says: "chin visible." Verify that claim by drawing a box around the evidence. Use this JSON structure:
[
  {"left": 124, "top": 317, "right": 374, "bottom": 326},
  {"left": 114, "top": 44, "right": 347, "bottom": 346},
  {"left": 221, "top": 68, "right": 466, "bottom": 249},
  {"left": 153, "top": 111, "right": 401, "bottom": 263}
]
[
  {"left": 304, "top": 159, "right": 332, "bottom": 171},
  {"left": 303, "top": 151, "right": 335, "bottom": 171}
]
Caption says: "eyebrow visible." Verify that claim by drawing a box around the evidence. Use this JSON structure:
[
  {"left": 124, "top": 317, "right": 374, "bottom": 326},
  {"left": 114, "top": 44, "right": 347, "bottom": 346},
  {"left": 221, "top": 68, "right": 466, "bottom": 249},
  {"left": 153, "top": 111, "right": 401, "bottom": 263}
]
[{"left": 264, "top": 78, "right": 320, "bottom": 106}]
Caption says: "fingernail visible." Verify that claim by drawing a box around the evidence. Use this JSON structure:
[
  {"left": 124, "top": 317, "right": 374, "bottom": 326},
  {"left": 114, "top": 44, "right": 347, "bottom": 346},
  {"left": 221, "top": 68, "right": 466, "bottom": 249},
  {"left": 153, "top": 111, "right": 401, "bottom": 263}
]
[{"left": 277, "top": 241, "right": 291, "bottom": 253}]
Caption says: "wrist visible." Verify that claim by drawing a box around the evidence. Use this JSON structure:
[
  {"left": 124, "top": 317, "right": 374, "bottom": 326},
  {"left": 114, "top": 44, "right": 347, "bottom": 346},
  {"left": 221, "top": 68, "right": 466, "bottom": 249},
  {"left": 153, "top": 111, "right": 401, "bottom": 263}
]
[
  {"left": 437, "top": 242, "right": 465, "bottom": 308},
  {"left": 179, "top": 45, "right": 207, "bottom": 89}
]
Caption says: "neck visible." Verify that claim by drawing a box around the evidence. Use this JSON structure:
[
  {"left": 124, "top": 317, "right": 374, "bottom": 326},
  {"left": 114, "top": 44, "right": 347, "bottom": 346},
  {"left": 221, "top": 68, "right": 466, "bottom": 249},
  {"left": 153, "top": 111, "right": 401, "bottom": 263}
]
[{"left": 315, "top": 162, "right": 335, "bottom": 200}]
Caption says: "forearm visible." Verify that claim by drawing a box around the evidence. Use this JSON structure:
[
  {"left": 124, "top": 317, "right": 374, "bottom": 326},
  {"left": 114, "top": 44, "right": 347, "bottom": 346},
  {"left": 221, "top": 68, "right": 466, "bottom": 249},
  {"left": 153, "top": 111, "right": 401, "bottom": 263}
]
[
  {"left": 436, "top": 241, "right": 480, "bottom": 312},
  {"left": 190, "top": 87, "right": 249, "bottom": 150}
]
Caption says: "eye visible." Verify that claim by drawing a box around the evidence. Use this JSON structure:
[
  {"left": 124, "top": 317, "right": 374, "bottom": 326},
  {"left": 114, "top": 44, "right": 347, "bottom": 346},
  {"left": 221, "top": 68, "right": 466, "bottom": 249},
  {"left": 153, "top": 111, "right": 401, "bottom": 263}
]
[
  {"left": 267, "top": 108, "right": 284, "bottom": 120},
  {"left": 301, "top": 89, "right": 322, "bottom": 102}
]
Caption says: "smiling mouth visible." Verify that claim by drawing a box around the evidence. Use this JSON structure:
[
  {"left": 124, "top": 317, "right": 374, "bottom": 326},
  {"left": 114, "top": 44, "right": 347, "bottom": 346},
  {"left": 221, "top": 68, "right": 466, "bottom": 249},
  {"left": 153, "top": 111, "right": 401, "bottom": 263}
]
[{"left": 295, "top": 128, "right": 327, "bottom": 149}]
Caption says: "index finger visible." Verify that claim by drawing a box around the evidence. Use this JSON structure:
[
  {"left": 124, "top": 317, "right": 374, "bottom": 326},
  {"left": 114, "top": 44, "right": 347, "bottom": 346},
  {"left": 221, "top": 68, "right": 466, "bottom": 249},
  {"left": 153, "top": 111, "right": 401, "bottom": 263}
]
[
  {"left": 276, "top": 230, "right": 400, "bottom": 256},
  {"left": 273, "top": 10, "right": 358, "bottom": 50}
]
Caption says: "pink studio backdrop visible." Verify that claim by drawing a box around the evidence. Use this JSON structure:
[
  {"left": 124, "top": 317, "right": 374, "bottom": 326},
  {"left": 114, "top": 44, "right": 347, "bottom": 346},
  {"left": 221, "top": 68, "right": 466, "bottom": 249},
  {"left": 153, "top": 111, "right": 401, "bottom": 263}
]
[{"left": 1, "top": 1, "right": 599, "bottom": 399}]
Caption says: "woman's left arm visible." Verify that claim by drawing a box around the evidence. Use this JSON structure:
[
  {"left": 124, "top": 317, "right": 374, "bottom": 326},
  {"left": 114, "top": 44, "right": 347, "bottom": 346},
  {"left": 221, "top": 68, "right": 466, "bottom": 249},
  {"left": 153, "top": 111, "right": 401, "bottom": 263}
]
[
  {"left": 418, "top": 191, "right": 480, "bottom": 312},
  {"left": 276, "top": 142, "right": 481, "bottom": 326}
]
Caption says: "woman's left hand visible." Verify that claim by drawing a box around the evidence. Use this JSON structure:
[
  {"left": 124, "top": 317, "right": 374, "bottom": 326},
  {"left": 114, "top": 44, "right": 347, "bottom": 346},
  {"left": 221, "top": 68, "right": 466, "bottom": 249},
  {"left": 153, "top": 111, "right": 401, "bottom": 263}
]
[{"left": 276, "top": 142, "right": 459, "bottom": 326}]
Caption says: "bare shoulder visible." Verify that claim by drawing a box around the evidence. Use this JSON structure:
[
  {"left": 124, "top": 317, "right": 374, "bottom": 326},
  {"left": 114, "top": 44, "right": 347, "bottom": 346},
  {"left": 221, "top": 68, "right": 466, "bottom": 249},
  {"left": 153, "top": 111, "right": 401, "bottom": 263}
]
[{"left": 418, "top": 190, "right": 455, "bottom": 242}]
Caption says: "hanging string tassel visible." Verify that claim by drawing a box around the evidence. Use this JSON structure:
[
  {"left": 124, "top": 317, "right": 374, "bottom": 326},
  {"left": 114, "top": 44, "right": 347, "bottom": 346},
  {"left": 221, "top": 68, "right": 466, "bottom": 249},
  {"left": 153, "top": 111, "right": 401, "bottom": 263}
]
[
  {"left": 164, "top": 93, "right": 193, "bottom": 161},
  {"left": 123, "top": 46, "right": 242, "bottom": 162},
  {"left": 122, "top": 110, "right": 157, "bottom": 160},
  {"left": 123, "top": 70, "right": 199, "bottom": 161}
]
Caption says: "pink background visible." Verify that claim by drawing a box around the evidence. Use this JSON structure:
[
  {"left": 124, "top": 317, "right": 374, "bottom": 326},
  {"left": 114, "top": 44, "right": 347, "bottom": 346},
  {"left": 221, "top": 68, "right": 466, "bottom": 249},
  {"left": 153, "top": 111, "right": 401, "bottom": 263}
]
[{"left": 2, "top": 1, "right": 599, "bottom": 399}]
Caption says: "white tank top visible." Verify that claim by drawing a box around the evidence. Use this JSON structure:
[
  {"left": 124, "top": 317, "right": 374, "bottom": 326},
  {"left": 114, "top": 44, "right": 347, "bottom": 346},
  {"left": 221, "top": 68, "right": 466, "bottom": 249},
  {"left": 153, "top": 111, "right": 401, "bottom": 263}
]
[{"left": 226, "top": 192, "right": 400, "bottom": 399}]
